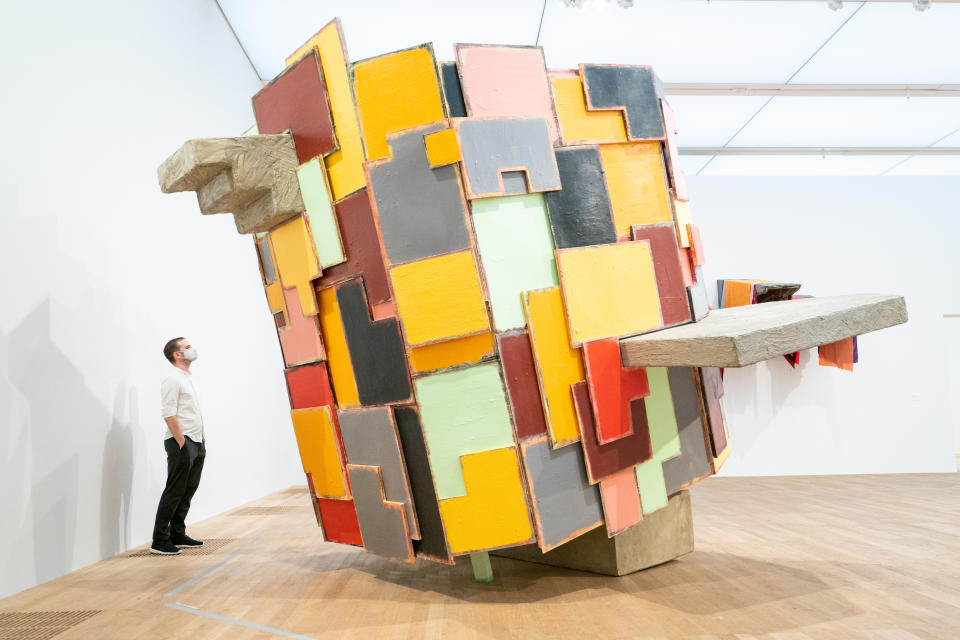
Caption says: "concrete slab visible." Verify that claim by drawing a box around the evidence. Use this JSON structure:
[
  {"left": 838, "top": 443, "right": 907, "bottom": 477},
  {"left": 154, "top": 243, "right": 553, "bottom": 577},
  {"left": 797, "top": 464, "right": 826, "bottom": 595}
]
[
  {"left": 157, "top": 134, "right": 303, "bottom": 235},
  {"left": 620, "top": 294, "right": 907, "bottom": 368},
  {"left": 494, "top": 490, "right": 692, "bottom": 576}
]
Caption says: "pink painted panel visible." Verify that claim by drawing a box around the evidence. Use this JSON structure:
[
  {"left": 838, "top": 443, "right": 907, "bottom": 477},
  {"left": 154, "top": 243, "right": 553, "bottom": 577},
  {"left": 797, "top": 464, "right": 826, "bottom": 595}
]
[
  {"left": 599, "top": 467, "right": 642, "bottom": 536},
  {"left": 456, "top": 45, "right": 560, "bottom": 144},
  {"left": 279, "top": 286, "right": 326, "bottom": 367}
]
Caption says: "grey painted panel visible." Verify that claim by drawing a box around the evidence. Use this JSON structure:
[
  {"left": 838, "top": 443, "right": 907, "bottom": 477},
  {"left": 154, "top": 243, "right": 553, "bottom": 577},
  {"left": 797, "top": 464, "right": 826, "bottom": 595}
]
[
  {"left": 662, "top": 367, "right": 711, "bottom": 495},
  {"left": 501, "top": 170, "right": 529, "bottom": 195},
  {"left": 688, "top": 266, "right": 709, "bottom": 322},
  {"left": 347, "top": 466, "right": 413, "bottom": 561},
  {"left": 523, "top": 438, "right": 603, "bottom": 550},
  {"left": 367, "top": 123, "right": 471, "bottom": 265},
  {"left": 256, "top": 236, "right": 276, "bottom": 285},
  {"left": 458, "top": 118, "right": 561, "bottom": 198},
  {"left": 338, "top": 407, "right": 419, "bottom": 539}
]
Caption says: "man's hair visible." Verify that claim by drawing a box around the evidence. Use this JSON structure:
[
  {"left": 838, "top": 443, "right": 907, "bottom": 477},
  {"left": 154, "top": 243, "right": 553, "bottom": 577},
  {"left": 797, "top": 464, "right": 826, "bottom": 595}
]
[{"left": 163, "top": 337, "right": 185, "bottom": 364}]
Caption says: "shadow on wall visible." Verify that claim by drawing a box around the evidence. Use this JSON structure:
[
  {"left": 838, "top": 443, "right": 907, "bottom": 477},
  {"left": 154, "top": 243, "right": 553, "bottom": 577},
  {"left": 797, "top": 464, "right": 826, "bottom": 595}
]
[
  {"left": 101, "top": 386, "right": 138, "bottom": 558},
  {"left": 2, "top": 301, "right": 140, "bottom": 593},
  {"left": 719, "top": 350, "right": 844, "bottom": 469}
]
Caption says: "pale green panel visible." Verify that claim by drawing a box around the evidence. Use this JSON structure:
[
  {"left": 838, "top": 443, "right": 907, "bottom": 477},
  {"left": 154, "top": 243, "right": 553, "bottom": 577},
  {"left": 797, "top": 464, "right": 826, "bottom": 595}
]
[
  {"left": 297, "top": 158, "right": 346, "bottom": 269},
  {"left": 645, "top": 367, "right": 681, "bottom": 461},
  {"left": 471, "top": 193, "right": 558, "bottom": 331},
  {"left": 242, "top": 123, "right": 259, "bottom": 136},
  {"left": 414, "top": 363, "right": 516, "bottom": 500},
  {"left": 635, "top": 459, "right": 668, "bottom": 515}
]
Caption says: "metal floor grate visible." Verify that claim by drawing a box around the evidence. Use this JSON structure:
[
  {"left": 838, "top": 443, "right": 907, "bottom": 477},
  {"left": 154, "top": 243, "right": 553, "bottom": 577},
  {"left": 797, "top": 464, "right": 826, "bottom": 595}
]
[
  {"left": 229, "top": 506, "right": 303, "bottom": 516},
  {"left": 126, "top": 538, "right": 238, "bottom": 557},
  {"left": 0, "top": 610, "right": 101, "bottom": 640}
]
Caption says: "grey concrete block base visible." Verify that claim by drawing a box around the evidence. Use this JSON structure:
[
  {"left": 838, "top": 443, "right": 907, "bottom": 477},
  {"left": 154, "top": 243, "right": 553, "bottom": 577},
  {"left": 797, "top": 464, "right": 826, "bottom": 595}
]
[{"left": 493, "top": 490, "right": 693, "bottom": 576}]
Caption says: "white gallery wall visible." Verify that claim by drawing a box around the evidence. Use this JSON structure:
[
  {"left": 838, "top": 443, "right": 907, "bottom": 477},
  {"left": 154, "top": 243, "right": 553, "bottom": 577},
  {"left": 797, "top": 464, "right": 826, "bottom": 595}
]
[
  {"left": 687, "top": 176, "right": 960, "bottom": 476},
  {"left": 0, "top": 1, "right": 302, "bottom": 599}
]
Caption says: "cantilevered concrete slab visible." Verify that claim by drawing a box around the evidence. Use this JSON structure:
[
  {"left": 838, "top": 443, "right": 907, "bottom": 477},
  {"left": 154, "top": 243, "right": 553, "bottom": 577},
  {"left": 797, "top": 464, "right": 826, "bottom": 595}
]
[{"left": 620, "top": 294, "right": 907, "bottom": 369}]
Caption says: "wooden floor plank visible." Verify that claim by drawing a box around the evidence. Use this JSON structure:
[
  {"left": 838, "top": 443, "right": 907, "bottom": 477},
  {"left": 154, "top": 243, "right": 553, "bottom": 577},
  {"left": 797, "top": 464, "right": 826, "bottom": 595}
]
[{"left": 1, "top": 473, "right": 957, "bottom": 639}]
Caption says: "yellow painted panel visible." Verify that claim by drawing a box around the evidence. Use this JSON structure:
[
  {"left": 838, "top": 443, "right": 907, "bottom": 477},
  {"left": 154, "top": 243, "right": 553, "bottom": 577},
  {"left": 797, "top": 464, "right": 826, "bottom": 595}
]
[
  {"left": 438, "top": 447, "right": 533, "bottom": 554},
  {"left": 672, "top": 198, "right": 693, "bottom": 248},
  {"left": 600, "top": 142, "right": 673, "bottom": 236},
  {"left": 265, "top": 282, "right": 285, "bottom": 316},
  {"left": 291, "top": 406, "right": 347, "bottom": 498},
  {"left": 424, "top": 128, "right": 461, "bottom": 167},
  {"left": 390, "top": 251, "right": 490, "bottom": 347},
  {"left": 286, "top": 20, "right": 366, "bottom": 200},
  {"left": 271, "top": 215, "right": 320, "bottom": 317},
  {"left": 409, "top": 332, "right": 495, "bottom": 373},
  {"left": 523, "top": 287, "right": 585, "bottom": 447},
  {"left": 557, "top": 241, "right": 662, "bottom": 345},
  {"left": 722, "top": 279, "right": 766, "bottom": 308},
  {"left": 352, "top": 46, "right": 446, "bottom": 162},
  {"left": 317, "top": 286, "right": 360, "bottom": 408},
  {"left": 551, "top": 73, "right": 627, "bottom": 145}
]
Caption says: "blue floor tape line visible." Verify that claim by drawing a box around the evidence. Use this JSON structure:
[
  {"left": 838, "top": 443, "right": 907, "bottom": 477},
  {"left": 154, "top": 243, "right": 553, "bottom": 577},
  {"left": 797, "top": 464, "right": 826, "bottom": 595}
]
[
  {"left": 165, "top": 603, "right": 318, "bottom": 640},
  {"left": 163, "top": 539, "right": 259, "bottom": 597}
]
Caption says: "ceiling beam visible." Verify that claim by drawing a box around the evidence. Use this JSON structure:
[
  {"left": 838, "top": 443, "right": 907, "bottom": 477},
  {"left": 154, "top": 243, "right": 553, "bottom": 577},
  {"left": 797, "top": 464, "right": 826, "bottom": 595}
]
[
  {"left": 664, "top": 83, "right": 960, "bottom": 97},
  {"left": 679, "top": 147, "right": 960, "bottom": 155}
]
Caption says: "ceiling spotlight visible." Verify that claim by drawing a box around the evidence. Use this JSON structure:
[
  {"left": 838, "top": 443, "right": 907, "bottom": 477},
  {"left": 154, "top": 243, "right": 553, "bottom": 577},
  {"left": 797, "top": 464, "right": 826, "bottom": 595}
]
[
  {"left": 913, "top": 0, "right": 931, "bottom": 10},
  {"left": 617, "top": 0, "right": 635, "bottom": 7},
  {"left": 827, "top": 0, "right": 843, "bottom": 10}
]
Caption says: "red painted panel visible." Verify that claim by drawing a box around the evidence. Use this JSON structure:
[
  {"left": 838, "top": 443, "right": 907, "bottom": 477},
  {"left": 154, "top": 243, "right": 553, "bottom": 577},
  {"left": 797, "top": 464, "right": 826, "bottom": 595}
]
[
  {"left": 285, "top": 362, "right": 335, "bottom": 409},
  {"left": 498, "top": 331, "right": 548, "bottom": 440},
  {"left": 631, "top": 223, "right": 693, "bottom": 326},
  {"left": 686, "top": 223, "right": 705, "bottom": 267},
  {"left": 318, "top": 189, "right": 392, "bottom": 306},
  {"left": 583, "top": 338, "right": 650, "bottom": 445},
  {"left": 582, "top": 338, "right": 623, "bottom": 443},
  {"left": 572, "top": 381, "right": 653, "bottom": 484},
  {"left": 252, "top": 50, "right": 337, "bottom": 163},
  {"left": 316, "top": 497, "right": 364, "bottom": 546}
]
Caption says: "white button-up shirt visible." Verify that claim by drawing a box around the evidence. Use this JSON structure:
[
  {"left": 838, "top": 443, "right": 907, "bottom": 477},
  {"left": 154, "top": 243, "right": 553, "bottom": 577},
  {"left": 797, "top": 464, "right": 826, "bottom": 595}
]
[{"left": 160, "top": 367, "right": 205, "bottom": 443}]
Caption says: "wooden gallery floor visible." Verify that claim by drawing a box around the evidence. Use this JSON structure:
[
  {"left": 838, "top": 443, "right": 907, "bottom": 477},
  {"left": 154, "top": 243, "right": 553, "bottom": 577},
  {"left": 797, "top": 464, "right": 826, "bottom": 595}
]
[{"left": 3, "top": 473, "right": 959, "bottom": 640}]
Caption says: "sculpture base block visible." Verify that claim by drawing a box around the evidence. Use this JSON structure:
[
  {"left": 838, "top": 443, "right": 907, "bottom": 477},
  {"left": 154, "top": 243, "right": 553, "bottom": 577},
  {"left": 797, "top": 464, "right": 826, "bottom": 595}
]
[{"left": 493, "top": 490, "right": 693, "bottom": 576}]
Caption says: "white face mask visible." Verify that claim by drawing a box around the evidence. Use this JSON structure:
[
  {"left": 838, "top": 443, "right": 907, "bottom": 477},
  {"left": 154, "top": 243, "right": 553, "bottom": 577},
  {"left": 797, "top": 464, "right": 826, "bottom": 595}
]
[{"left": 182, "top": 348, "right": 198, "bottom": 362}]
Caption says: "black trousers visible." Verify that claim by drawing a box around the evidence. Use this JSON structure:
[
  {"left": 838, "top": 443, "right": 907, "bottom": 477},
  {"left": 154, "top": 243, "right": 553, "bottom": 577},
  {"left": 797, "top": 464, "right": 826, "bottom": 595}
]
[{"left": 153, "top": 436, "right": 206, "bottom": 543}]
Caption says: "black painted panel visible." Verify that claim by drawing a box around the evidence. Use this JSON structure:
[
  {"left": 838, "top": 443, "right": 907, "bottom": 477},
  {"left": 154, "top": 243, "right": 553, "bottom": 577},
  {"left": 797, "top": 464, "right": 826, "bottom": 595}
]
[
  {"left": 336, "top": 279, "right": 411, "bottom": 406},
  {"left": 543, "top": 146, "right": 617, "bottom": 249},
  {"left": 394, "top": 405, "right": 452, "bottom": 563},
  {"left": 582, "top": 65, "right": 664, "bottom": 140}
]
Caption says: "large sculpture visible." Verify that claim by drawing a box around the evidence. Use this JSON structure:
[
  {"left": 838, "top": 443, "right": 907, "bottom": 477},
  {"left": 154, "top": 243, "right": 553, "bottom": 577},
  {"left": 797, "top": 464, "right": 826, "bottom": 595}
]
[{"left": 158, "top": 19, "right": 906, "bottom": 581}]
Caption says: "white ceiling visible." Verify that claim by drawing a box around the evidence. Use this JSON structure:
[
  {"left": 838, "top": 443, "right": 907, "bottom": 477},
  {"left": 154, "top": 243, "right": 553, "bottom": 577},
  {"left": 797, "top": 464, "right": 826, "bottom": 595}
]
[{"left": 218, "top": 0, "right": 960, "bottom": 175}]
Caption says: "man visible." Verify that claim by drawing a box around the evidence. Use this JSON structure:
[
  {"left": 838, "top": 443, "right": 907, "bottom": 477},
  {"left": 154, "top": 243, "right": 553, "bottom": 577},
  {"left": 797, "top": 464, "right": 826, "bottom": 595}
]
[{"left": 151, "top": 337, "right": 206, "bottom": 555}]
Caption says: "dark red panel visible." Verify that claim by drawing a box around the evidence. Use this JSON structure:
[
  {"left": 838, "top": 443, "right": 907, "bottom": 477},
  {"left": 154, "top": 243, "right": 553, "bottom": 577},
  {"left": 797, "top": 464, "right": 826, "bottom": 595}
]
[
  {"left": 498, "top": 331, "right": 548, "bottom": 440},
  {"left": 318, "top": 189, "right": 392, "bottom": 306},
  {"left": 252, "top": 50, "right": 336, "bottom": 163},
  {"left": 572, "top": 381, "right": 652, "bottom": 484},
  {"left": 285, "top": 362, "right": 335, "bottom": 409},
  {"left": 631, "top": 223, "right": 692, "bottom": 327},
  {"left": 316, "top": 497, "right": 364, "bottom": 546},
  {"left": 700, "top": 367, "right": 727, "bottom": 456}
]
